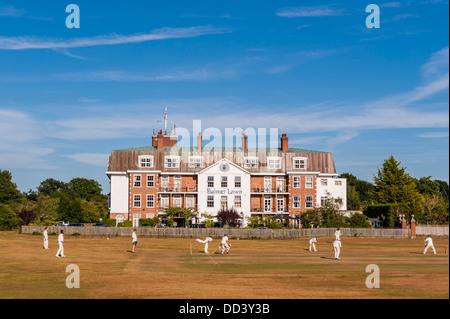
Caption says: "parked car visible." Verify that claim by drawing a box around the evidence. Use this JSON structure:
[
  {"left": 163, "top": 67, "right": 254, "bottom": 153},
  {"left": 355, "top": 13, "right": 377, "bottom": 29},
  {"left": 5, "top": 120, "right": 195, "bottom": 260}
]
[
  {"left": 257, "top": 226, "right": 268, "bottom": 229},
  {"left": 93, "top": 222, "right": 111, "bottom": 227},
  {"left": 56, "top": 221, "right": 70, "bottom": 226},
  {"left": 68, "top": 223, "right": 84, "bottom": 227},
  {"left": 189, "top": 223, "right": 206, "bottom": 228}
]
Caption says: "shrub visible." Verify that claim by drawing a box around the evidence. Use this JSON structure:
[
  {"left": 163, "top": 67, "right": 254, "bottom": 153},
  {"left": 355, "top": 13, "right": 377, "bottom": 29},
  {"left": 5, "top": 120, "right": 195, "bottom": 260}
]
[
  {"left": 104, "top": 219, "right": 117, "bottom": 227},
  {"left": 139, "top": 218, "right": 158, "bottom": 227}
]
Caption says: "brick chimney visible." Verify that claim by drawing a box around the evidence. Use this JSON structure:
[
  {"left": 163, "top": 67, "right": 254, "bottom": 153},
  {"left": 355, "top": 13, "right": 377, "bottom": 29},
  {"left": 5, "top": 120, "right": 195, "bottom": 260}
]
[
  {"left": 242, "top": 133, "right": 248, "bottom": 152},
  {"left": 281, "top": 133, "right": 288, "bottom": 151},
  {"left": 152, "top": 129, "right": 177, "bottom": 150},
  {"left": 197, "top": 132, "right": 202, "bottom": 151}
]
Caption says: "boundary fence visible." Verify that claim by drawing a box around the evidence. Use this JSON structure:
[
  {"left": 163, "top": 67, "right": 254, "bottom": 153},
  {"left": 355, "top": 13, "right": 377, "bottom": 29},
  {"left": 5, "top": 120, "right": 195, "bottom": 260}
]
[
  {"left": 19, "top": 225, "right": 430, "bottom": 239},
  {"left": 416, "top": 225, "right": 449, "bottom": 236}
]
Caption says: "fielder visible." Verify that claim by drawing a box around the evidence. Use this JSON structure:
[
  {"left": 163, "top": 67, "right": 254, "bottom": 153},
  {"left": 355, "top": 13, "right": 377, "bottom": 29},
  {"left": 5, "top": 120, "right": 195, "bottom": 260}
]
[
  {"left": 333, "top": 238, "right": 342, "bottom": 260},
  {"left": 309, "top": 237, "right": 318, "bottom": 251},
  {"left": 335, "top": 228, "right": 341, "bottom": 240},
  {"left": 196, "top": 236, "right": 213, "bottom": 253},
  {"left": 131, "top": 229, "right": 138, "bottom": 253},
  {"left": 220, "top": 234, "right": 231, "bottom": 255},
  {"left": 423, "top": 235, "right": 437, "bottom": 255},
  {"left": 56, "top": 230, "right": 65, "bottom": 257},
  {"left": 43, "top": 227, "right": 49, "bottom": 249}
]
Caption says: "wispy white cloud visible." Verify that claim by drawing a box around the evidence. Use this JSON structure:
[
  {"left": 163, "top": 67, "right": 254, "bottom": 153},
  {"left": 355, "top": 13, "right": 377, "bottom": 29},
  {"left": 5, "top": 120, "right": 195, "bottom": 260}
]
[
  {"left": 391, "top": 13, "right": 420, "bottom": 21},
  {"left": 421, "top": 46, "right": 449, "bottom": 80},
  {"left": 0, "top": 25, "right": 230, "bottom": 50},
  {"left": 417, "top": 132, "right": 449, "bottom": 138},
  {"left": 63, "top": 153, "right": 110, "bottom": 167},
  {"left": 296, "top": 24, "right": 312, "bottom": 29},
  {"left": 380, "top": 2, "right": 402, "bottom": 8},
  {"left": 0, "top": 109, "right": 55, "bottom": 169},
  {"left": 276, "top": 6, "right": 345, "bottom": 17},
  {"left": 55, "top": 67, "right": 234, "bottom": 82},
  {"left": 0, "top": 5, "right": 25, "bottom": 17}
]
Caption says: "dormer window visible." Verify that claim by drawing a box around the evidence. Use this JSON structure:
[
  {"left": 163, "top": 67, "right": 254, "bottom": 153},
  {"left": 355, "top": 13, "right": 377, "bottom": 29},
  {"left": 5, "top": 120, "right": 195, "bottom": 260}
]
[
  {"left": 164, "top": 156, "right": 180, "bottom": 168},
  {"left": 244, "top": 156, "right": 258, "bottom": 169},
  {"left": 293, "top": 157, "right": 307, "bottom": 169},
  {"left": 267, "top": 157, "right": 282, "bottom": 169},
  {"left": 138, "top": 155, "right": 154, "bottom": 168},
  {"left": 188, "top": 156, "right": 203, "bottom": 168}
]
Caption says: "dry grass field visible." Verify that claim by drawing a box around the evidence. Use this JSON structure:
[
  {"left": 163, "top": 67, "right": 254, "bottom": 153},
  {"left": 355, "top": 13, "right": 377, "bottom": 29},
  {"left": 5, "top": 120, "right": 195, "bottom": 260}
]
[{"left": 0, "top": 231, "right": 448, "bottom": 299}]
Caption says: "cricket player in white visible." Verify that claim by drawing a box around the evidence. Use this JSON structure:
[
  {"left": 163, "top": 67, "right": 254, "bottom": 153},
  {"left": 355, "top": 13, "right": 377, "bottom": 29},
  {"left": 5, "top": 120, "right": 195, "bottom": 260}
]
[
  {"left": 333, "top": 238, "right": 342, "bottom": 260},
  {"left": 43, "top": 227, "right": 49, "bottom": 249},
  {"left": 131, "top": 229, "right": 138, "bottom": 253},
  {"left": 309, "top": 237, "right": 318, "bottom": 251},
  {"left": 423, "top": 235, "right": 436, "bottom": 254},
  {"left": 56, "top": 230, "right": 65, "bottom": 257},
  {"left": 335, "top": 228, "right": 341, "bottom": 240},
  {"left": 196, "top": 236, "right": 213, "bottom": 253},
  {"left": 220, "top": 234, "right": 231, "bottom": 255}
]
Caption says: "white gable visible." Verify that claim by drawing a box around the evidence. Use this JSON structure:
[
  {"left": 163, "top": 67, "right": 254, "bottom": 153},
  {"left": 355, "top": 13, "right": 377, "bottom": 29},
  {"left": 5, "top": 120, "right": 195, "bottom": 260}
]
[{"left": 199, "top": 158, "right": 250, "bottom": 175}]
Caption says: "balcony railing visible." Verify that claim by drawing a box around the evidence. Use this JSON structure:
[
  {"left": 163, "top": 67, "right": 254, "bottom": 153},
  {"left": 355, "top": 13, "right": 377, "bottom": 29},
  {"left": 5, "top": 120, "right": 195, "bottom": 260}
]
[
  {"left": 158, "top": 185, "right": 198, "bottom": 193},
  {"left": 251, "top": 206, "right": 289, "bottom": 213},
  {"left": 251, "top": 186, "right": 289, "bottom": 193}
]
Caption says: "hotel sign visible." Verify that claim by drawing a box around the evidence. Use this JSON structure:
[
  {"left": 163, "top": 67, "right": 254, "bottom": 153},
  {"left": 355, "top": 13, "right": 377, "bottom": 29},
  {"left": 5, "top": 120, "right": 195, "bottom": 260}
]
[{"left": 207, "top": 188, "right": 243, "bottom": 195}]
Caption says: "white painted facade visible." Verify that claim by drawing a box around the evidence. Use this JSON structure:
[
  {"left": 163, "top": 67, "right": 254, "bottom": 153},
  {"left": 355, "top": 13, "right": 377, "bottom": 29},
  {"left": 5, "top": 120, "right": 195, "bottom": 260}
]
[
  {"left": 316, "top": 176, "right": 347, "bottom": 210},
  {"left": 197, "top": 158, "right": 251, "bottom": 223},
  {"left": 109, "top": 173, "right": 129, "bottom": 219}
]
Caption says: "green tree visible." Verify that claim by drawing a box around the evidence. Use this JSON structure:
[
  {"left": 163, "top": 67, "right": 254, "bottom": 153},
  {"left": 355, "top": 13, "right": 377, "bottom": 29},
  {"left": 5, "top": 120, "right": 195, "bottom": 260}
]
[
  {"left": 346, "top": 212, "right": 372, "bottom": 228},
  {"left": 339, "top": 173, "right": 375, "bottom": 208},
  {"left": 200, "top": 213, "right": 215, "bottom": 228},
  {"left": 0, "top": 170, "right": 23, "bottom": 204},
  {"left": 300, "top": 210, "right": 321, "bottom": 228},
  {"left": 371, "top": 155, "right": 422, "bottom": 221},
  {"left": 0, "top": 204, "right": 21, "bottom": 230},
  {"left": 246, "top": 215, "right": 265, "bottom": 229},
  {"left": 415, "top": 176, "right": 440, "bottom": 197},
  {"left": 316, "top": 195, "right": 346, "bottom": 227},
  {"left": 421, "top": 194, "right": 449, "bottom": 225},
  {"left": 80, "top": 200, "right": 103, "bottom": 223},
  {"left": 36, "top": 194, "right": 60, "bottom": 225},
  {"left": 57, "top": 195, "right": 83, "bottom": 223},
  {"left": 163, "top": 206, "right": 196, "bottom": 227},
  {"left": 14, "top": 199, "right": 38, "bottom": 226},
  {"left": 435, "top": 180, "right": 449, "bottom": 200},
  {"left": 346, "top": 184, "right": 361, "bottom": 210},
  {"left": 37, "top": 178, "right": 67, "bottom": 196},
  {"left": 65, "top": 178, "right": 104, "bottom": 201}
]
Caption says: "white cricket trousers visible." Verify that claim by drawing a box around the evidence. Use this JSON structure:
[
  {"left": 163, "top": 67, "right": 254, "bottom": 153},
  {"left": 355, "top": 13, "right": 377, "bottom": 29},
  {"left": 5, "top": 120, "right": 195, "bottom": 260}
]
[
  {"left": 196, "top": 239, "right": 209, "bottom": 253},
  {"left": 56, "top": 243, "right": 64, "bottom": 256},
  {"left": 334, "top": 246, "right": 340, "bottom": 259},
  {"left": 44, "top": 239, "right": 48, "bottom": 249},
  {"left": 423, "top": 244, "right": 436, "bottom": 254},
  {"left": 309, "top": 243, "right": 317, "bottom": 251},
  {"left": 221, "top": 243, "right": 230, "bottom": 254}
]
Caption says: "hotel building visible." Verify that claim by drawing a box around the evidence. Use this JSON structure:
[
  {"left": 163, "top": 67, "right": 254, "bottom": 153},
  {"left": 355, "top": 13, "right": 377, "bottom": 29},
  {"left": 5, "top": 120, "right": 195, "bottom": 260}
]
[{"left": 106, "top": 129, "right": 346, "bottom": 227}]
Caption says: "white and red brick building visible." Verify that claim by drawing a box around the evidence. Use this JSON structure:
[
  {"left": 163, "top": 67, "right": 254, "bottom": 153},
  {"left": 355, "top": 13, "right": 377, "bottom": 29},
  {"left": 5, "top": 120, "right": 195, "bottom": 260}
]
[{"left": 106, "top": 130, "right": 346, "bottom": 227}]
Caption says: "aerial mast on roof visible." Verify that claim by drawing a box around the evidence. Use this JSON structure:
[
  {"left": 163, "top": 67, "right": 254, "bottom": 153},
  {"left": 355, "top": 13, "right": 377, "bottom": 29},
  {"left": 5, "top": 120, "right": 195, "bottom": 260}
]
[
  {"left": 164, "top": 107, "right": 168, "bottom": 135},
  {"left": 278, "top": 118, "right": 280, "bottom": 149}
]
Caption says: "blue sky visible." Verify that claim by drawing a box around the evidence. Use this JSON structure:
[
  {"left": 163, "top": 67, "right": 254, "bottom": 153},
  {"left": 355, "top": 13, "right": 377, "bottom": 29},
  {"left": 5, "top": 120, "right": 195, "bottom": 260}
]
[{"left": 0, "top": 0, "right": 448, "bottom": 193}]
